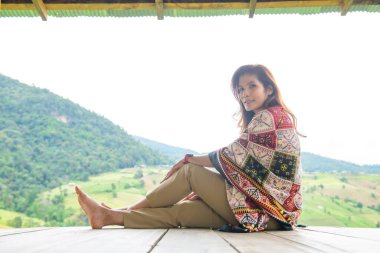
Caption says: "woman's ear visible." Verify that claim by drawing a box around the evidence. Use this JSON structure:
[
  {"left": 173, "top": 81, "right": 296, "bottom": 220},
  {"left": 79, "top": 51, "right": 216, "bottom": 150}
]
[{"left": 266, "top": 86, "right": 274, "bottom": 96}]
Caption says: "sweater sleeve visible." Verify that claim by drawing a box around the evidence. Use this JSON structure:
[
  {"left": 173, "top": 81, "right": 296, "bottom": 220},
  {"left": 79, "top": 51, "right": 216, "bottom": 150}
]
[{"left": 208, "top": 151, "right": 225, "bottom": 175}]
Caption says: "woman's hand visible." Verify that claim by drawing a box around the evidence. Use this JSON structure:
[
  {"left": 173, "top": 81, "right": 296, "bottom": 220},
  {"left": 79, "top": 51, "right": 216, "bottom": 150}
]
[
  {"left": 160, "top": 159, "right": 186, "bottom": 183},
  {"left": 182, "top": 192, "right": 201, "bottom": 201}
]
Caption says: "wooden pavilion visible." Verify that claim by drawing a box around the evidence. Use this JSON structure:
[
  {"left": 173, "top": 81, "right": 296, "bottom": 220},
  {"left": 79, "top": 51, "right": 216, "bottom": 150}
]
[
  {"left": 1, "top": 0, "right": 380, "bottom": 252},
  {"left": 0, "top": 0, "right": 380, "bottom": 21}
]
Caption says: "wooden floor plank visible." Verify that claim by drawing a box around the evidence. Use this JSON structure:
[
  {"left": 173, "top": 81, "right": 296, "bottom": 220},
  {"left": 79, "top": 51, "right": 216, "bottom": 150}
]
[
  {"left": 1, "top": 226, "right": 379, "bottom": 253},
  {"left": 0, "top": 227, "right": 167, "bottom": 253},
  {"left": 0, "top": 227, "right": 52, "bottom": 237},
  {"left": 151, "top": 228, "right": 237, "bottom": 253},
  {"left": 266, "top": 228, "right": 380, "bottom": 253},
  {"left": 217, "top": 230, "right": 322, "bottom": 253},
  {"left": 301, "top": 226, "right": 380, "bottom": 241}
]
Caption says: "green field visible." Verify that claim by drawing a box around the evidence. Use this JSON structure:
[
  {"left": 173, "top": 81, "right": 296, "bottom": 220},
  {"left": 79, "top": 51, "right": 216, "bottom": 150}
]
[
  {"left": 298, "top": 172, "right": 380, "bottom": 227},
  {"left": 54, "top": 167, "right": 166, "bottom": 209},
  {"left": 0, "top": 209, "right": 44, "bottom": 228},
  {"left": 2, "top": 168, "right": 380, "bottom": 228}
]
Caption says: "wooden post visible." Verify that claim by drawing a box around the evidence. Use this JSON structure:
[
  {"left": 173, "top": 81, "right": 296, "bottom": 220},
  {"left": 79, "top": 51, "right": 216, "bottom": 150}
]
[
  {"left": 32, "top": 0, "right": 48, "bottom": 21},
  {"left": 155, "top": 0, "right": 164, "bottom": 20},
  {"left": 249, "top": 0, "right": 257, "bottom": 18},
  {"left": 341, "top": 0, "right": 353, "bottom": 16}
]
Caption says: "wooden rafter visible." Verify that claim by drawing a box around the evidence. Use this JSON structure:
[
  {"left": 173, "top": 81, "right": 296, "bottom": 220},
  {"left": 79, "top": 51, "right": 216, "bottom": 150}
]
[
  {"left": 155, "top": 0, "right": 164, "bottom": 20},
  {"left": 32, "top": 0, "right": 47, "bottom": 21},
  {"left": 249, "top": 0, "right": 257, "bottom": 18},
  {"left": 1, "top": 1, "right": 343, "bottom": 11},
  {"left": 341, "top": 0, "right": 353, "bottom": 16}
]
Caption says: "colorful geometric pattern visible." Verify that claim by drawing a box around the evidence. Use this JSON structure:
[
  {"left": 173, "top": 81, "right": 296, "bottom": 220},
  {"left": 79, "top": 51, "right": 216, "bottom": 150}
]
[
  {"left": 242, "top": 155, "right": 270, "bottom": 184},
  {"left": 269, "top": 152, "right": 298, "bottom": 180},
  {"left": 216, "top": 106, "right": 302, "bottom": 232},
  {"left": 276, "top": 129, "right": 300, "bottom": 155},
  {"left": 249, "top": 144, "right": 275, "bottom": 168},
  {"left": 248, "top": 110, "right": 275, "bottom": 133},
  {"left": 264, "top": 172, "right": 292, "bottom": 204},
  {"left": 225, "top": 142, "right": 248, "bottom": 167},
  {"left": 249, "top": 131, "right": 276, "bottom": 150}
]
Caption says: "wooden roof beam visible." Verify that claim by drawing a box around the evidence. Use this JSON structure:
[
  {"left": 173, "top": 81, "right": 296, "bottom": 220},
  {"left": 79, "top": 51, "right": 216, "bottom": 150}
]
[
  {"left": 341, "top": 0, "right": 353, "bottom": 16},
  {"left": 32, "top": 0, "right": 48, "bottom": 21},
  {"left": 1, "top": 2, "right": 343, "bottom": 11},
  {"left": 248, "top": 0, "right": 257, "bottom": 18},
  {"left": 155, "top": 0, "right": 164, "bottom": 20}
]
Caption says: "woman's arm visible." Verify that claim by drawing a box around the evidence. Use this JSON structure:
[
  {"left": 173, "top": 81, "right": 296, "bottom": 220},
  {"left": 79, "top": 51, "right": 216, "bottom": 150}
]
[
  {"left": 186, "top": 155, "right": 213, "bottom": 167},
  {"left": 160, "top": 154, "right": 213, "bottom": 183}
]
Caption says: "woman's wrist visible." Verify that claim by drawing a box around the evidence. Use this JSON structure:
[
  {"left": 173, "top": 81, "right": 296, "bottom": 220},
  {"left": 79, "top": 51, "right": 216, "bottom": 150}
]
[{"left": 183, "top": 154, "right": 194, "bottom": 164}]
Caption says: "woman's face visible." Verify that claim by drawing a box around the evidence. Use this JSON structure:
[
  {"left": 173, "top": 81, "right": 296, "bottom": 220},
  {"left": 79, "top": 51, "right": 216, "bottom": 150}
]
[{"left": 237, "top": 74, "right": 272, "bottom": 113}]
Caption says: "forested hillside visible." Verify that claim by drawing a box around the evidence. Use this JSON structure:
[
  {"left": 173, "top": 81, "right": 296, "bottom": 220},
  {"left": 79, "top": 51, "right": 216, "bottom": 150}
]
[{"left": 0, "top": 74, "right": 170, "bottom": 213}]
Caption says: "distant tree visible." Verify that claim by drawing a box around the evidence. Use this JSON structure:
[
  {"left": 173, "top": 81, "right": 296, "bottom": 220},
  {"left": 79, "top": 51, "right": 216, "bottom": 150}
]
[
  {"left": 111, "top": 183, "right": 116, "bottom": 191},
  {"left": 340, "top": 177, "right": 348, "bottom": 183},
  {"left": 134, "top": 170, "right": 144, "bottom": 179},
  {"left": 357, "top": 202, "right": 363, "bottom": 212},
  {"left": 7, "top": 216, "right": 23, "bottom": 228},
  {"left": 377, "top": 222, "right": 380, "bottom": 228},
  {"left": 371, "top": 193, "right": 376, "bottom": 199}
]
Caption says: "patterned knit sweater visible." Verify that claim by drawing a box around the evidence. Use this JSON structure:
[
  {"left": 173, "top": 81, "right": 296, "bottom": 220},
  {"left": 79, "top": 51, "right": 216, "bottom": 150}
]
[{"left": 209, "top": 106, "right": 302, "bottom": 232}]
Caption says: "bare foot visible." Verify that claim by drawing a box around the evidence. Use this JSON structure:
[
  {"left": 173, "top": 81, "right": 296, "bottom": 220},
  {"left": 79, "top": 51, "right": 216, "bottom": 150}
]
[{"left": 75, "top": 186, "right": 107, "bottom": 229}]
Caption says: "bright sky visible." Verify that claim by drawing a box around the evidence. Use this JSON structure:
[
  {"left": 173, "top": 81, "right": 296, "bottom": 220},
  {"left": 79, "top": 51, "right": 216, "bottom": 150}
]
[{"left": 0, "top": 12, "right": 379, "bottom": 165}]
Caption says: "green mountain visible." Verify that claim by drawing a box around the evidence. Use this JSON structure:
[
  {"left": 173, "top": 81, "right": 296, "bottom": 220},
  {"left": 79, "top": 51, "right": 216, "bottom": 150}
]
[
  {"left": 133, "top": 135, "right": 199, "bottom": 162},
  {"left": 302, "top": 152, "right": 380, "bottom": 173},
  {"left": 0, "top": 74, "right": 170, "bottom": 212}
]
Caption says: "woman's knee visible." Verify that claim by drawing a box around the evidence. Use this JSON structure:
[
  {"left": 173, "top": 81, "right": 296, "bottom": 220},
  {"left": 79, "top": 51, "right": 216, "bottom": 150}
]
[{"left": 181, "top": 163, "right": 205, "bottom": 179}]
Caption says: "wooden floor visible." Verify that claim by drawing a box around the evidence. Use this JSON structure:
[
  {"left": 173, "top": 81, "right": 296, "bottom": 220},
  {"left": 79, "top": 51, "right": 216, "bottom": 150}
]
[{"left": 1, "top": 226, "right": 379, "bottom": 253}]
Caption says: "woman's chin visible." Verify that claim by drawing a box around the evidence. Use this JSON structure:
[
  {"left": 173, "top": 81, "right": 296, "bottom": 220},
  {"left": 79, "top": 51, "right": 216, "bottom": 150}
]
[{"left": 244, "top": 106, "right": 255, "bottom": 112}]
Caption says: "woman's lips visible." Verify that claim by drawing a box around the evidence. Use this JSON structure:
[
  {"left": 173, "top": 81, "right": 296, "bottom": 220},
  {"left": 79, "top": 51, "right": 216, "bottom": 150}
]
[{"left": 244, "top": 100, "right": 254, "bottom": 105}]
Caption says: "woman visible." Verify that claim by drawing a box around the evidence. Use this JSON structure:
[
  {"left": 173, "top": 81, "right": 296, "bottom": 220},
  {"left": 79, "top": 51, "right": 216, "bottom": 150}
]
[{"left": 76, "top": 64, "right": 302, "bottom": 232}]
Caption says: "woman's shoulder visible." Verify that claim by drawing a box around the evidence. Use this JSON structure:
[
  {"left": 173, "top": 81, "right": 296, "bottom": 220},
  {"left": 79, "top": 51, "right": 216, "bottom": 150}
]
[
  {"left": 251, "top": 106, "right": 294, "bottom": 131},
  {"left": 253, "top": 106, "right": 286, "bottom": 120}
]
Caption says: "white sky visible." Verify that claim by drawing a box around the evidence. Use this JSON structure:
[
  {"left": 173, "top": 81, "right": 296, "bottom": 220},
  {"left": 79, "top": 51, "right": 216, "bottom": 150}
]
[{"left": 0, "top": 12, "right": 379, "bottom": 165}]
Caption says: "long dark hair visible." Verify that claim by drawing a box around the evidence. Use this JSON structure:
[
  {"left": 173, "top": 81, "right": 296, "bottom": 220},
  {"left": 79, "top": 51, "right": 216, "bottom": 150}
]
[{"left": 231, "top": 64, "right": 302, "bottom": 135}]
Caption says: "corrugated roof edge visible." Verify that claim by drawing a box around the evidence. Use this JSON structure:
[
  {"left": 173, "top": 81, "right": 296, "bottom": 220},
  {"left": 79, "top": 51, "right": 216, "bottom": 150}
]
[{"left": 0, "top": 5, "right": 379, "bottom": 18}]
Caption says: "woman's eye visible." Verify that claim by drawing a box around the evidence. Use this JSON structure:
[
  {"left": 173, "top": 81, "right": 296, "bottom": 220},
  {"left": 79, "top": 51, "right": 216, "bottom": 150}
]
[{"left": 249, "top": 84, "right": 256, "bottom": 88}]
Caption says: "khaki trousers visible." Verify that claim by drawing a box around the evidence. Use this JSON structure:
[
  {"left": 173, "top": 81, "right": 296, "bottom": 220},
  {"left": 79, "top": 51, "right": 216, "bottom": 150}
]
[{"left": 123, "top": 164, "right": 281, "bottom": 230}]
